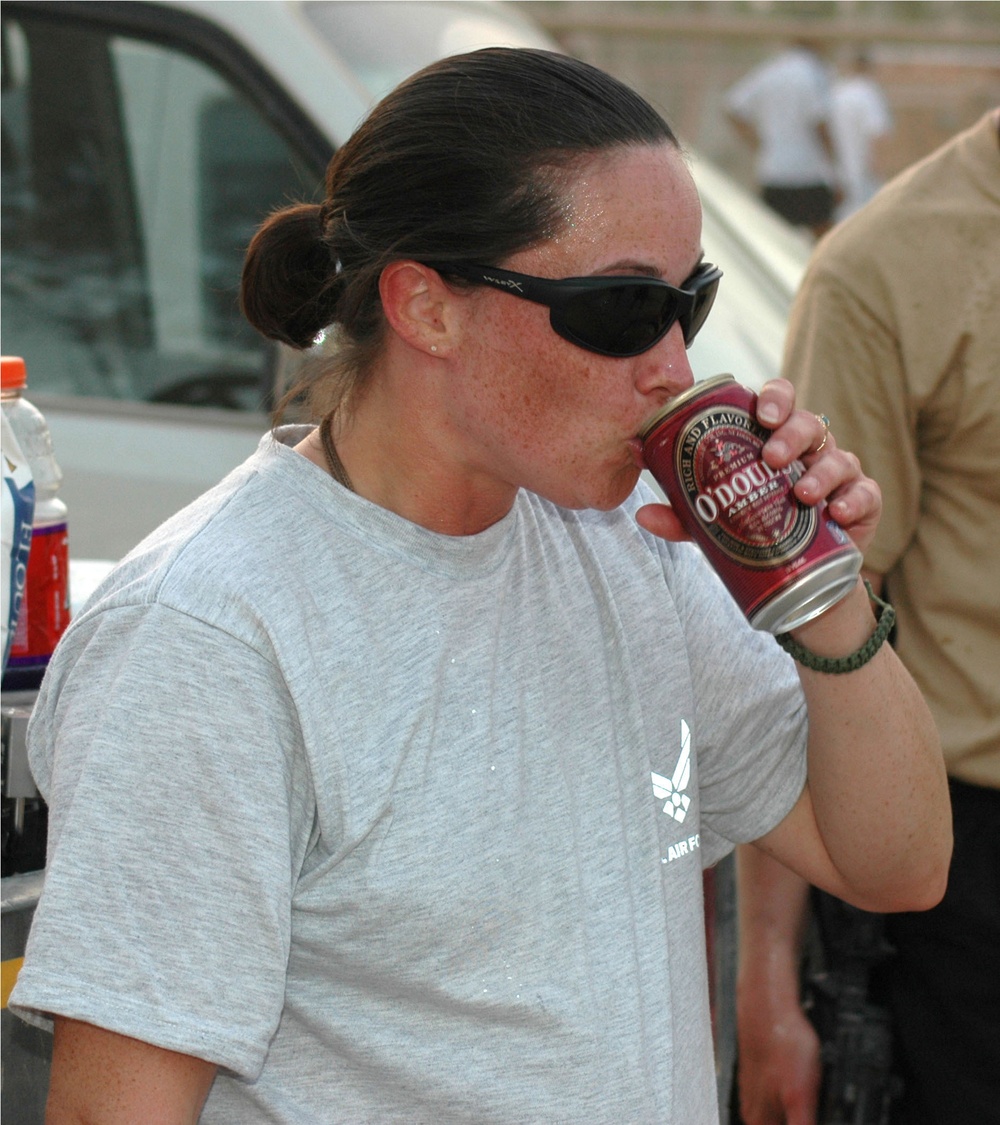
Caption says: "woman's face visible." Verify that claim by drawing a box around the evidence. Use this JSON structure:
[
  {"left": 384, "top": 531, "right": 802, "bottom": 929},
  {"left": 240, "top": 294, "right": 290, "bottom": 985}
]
[{"left": 448, "top": 142, "right": 704, "bottom": 513}]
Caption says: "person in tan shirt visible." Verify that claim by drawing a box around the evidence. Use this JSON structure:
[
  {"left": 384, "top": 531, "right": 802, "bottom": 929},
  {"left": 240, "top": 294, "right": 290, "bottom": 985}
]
[{"left": 734, "top": 109, "right": 1000, "bottom": 1125}]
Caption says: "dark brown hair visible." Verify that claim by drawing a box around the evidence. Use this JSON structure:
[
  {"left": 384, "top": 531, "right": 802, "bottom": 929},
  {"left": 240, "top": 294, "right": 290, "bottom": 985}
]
[{"left": 240, "top": 48, "right": 677, "bottom": 420}]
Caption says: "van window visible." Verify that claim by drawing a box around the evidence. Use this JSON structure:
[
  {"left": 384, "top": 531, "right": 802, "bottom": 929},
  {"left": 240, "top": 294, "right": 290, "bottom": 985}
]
[{"left": 1, "top": 10, "right": 323, "bottom": 410}]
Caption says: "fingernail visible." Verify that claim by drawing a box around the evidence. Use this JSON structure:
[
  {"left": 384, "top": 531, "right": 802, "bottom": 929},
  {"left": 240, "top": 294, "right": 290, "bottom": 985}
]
[{"left": 758, "top": 403, "right": 780, "bottom": 425}]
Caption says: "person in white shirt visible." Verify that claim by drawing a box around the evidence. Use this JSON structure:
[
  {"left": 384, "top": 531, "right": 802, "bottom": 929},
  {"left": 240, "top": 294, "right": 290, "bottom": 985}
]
[
  {"left": 725, "top": 41, "right": 838, "bottom": 237},
  {"left": 831, "top": 50, "right": 894, "bottom": 221}
]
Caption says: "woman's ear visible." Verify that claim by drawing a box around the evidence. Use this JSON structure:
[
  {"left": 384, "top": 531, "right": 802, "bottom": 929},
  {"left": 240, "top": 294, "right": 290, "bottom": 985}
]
[{"left": 379, "top": 261, "right": 459, "bottom": 357}]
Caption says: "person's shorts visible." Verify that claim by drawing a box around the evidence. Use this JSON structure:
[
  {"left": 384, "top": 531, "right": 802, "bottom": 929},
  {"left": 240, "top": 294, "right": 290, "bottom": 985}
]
[{"left": 761, "top": 184, "right": 836, "bottom": 228}]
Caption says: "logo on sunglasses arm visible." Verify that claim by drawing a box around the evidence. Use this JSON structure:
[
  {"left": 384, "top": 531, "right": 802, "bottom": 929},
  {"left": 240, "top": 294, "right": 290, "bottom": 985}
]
[
  {"left": 482, "top": 274, "right": 524, "bottom": 293},
  {"left": 652, "top": 719, "right": 692, "bottom": 823}
]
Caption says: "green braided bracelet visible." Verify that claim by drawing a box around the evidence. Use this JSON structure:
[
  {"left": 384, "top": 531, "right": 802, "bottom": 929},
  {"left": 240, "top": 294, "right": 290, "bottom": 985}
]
[{"left": 775, "top": 581, "right": 896, "bottom": 674}]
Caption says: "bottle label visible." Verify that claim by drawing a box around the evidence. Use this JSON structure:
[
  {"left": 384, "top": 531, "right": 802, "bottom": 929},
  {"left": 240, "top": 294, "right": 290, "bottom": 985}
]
[
  {"left": 7, "top": 520, "right": 70, "bottom": 670},
  {"left": 2, "top": 425, "right": 35, "bottom": 670}
]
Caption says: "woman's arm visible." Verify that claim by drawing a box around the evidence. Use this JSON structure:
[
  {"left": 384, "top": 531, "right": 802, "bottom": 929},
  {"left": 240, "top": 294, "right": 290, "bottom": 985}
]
[
  {"left": 747, "top": 382, "right": 948, "bottom": 910},
  {"left": 47, "top": 1017, "right": 217, "bottom": 1125},
  {"left": 637, "top": 378, "right": 951, "bottom": 914},
  {"left": 755, "top": 576, "right": 948, "bottom": 912}
]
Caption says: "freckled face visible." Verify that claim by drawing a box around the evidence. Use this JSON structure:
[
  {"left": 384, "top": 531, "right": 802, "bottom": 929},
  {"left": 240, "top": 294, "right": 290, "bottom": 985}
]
[{"left": 448, "top": 143, "right": 704, "bottom": 511}]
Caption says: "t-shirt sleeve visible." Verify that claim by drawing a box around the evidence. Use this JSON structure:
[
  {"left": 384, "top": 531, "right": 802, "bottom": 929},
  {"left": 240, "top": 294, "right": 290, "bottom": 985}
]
[
  {"left": 9, "top": 602, "right": 315, "bottom": 1081},
  {"left": 667, "top": 541, "right": 808, "bottom": 866}
]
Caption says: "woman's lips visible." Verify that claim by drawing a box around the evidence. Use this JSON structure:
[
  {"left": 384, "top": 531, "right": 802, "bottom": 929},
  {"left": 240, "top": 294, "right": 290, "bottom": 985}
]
[{"left": 628, "top": 436, "right": 647, "bottom": 469}]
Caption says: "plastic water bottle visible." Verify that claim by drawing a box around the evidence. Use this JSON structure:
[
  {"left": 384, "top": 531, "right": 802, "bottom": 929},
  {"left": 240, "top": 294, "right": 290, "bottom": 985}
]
[{"left": 1, "top": 356, "right": 70, "bottom": 692}]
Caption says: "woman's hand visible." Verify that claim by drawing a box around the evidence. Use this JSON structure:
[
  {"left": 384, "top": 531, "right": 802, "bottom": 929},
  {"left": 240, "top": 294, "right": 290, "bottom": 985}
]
[
  {"left": 635, "top": 378, "right": 882, "bottom": 556},
  {"left": 755, "top": 378, "right": 882, "bottom": 557}
]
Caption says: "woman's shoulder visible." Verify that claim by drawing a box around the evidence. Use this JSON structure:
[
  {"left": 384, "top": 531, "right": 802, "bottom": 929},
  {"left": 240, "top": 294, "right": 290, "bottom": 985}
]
[{"left": 73, "top": 430, "right": 331, "bottom": 634}]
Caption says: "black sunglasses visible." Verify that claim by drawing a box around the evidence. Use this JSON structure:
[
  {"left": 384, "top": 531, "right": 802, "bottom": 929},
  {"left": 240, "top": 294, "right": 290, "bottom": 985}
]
[{"left": 423, "top": 260, "right": 723, "bottom": 358}]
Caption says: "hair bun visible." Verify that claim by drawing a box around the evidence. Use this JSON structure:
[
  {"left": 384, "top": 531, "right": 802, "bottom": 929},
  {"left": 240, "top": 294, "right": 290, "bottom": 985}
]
[{"left": 240, "top": 203, "right": 340, "bottom": 350}]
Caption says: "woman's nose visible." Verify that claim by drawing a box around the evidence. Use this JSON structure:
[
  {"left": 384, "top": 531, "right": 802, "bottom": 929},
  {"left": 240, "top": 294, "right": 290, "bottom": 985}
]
[{"left": 634, "top": 323, "right": 695, "bottom": 401}]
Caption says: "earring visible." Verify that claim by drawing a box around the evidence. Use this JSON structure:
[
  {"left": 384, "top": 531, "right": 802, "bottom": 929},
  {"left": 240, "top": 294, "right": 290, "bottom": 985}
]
[{"left": 431, "top": 345, "right": 438, "bottom": 352}]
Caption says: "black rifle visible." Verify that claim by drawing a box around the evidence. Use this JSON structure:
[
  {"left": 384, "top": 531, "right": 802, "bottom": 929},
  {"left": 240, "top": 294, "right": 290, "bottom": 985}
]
[{"left": 805, "top": 895, "right": 902, "bottom": 1125}]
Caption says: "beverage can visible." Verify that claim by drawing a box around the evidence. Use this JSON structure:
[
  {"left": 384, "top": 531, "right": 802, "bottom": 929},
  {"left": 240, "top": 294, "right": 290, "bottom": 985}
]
[{"left": 640, "top": 374, "right": 862, "bottom": 633}]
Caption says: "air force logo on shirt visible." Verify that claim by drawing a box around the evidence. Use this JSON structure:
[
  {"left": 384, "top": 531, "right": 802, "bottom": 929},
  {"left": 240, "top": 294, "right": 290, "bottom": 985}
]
[{"left": 653, "top": 719, "right": 700, "bottom": 863}]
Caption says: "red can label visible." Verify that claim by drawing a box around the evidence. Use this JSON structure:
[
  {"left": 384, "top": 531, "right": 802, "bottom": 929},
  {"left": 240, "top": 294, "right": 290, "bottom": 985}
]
[
  {"left": 675, "top": 401, "right": 816, "bottom": 567},
  {"left": 642, "top": 376, "right": 861, "bottom": 632}
]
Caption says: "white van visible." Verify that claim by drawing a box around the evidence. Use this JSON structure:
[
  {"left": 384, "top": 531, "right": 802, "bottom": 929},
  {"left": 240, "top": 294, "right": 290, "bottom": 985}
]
[{"left": 1, "top": 0, "right": 807, "bottom": 561}]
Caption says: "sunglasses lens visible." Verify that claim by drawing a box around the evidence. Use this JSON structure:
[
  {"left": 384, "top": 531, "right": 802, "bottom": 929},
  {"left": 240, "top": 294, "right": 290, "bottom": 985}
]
[{"left": 561, "top": 284, "right": 681, "bottom": 356}]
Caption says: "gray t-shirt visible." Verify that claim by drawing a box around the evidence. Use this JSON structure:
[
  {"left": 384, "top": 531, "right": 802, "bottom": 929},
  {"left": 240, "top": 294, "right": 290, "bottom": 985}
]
[{"left": 12, "top": 428, "right": 807, "bottom": 1124}]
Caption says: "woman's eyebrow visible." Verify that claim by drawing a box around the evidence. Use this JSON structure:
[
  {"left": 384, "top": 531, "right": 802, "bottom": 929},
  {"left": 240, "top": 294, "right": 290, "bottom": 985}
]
[{"left": 600, "top": 250, "right": 707, "bottom": 281}]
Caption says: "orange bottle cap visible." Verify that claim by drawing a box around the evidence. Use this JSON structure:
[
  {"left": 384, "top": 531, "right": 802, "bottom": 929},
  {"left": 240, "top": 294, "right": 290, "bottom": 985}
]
[{"left": 1, "top": 356, "right": 27, "bottom": 390}]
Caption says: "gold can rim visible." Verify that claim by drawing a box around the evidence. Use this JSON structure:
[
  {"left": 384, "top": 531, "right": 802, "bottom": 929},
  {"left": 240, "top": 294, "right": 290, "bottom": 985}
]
[{"left": 639, "top": 374, "right": 737, "bottom": 441}]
